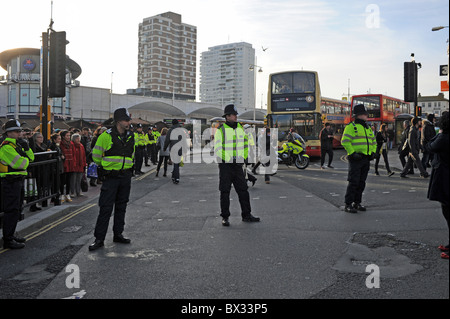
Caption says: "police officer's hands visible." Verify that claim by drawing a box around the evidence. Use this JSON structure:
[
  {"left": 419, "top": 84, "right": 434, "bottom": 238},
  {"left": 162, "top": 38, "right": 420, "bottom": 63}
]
[
  {"left": 368, "top": 153, "right": 376, "bottom": 161},
  {"left": 349, "top": 152, "right": 363, "bottom": 161},
  {"left": 17, "top": 138, "right": 30, "bottom": 151}
]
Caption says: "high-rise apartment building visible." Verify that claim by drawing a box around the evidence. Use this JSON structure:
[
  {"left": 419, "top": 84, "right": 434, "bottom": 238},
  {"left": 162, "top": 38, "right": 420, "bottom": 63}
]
[
  {"left": 200, "top": 42, "right": 255, "bottom": 108},
  {"left": 137, "top": 12, "right": 196, "bottom": 100}
]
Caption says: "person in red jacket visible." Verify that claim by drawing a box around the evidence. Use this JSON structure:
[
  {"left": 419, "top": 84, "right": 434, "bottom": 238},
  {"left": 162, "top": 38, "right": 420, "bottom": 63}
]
[
  {"left": 70, "top": 133, "right": 87, "bottom": 197},
  {"left": 59, "top": 130, "right": 75, "bottom": 202}
]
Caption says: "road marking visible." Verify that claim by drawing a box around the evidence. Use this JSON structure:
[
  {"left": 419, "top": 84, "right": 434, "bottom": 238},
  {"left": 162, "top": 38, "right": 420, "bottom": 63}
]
[
  {"left": 135, "top": 168, "right": 157, "bottom": 181},
  {"left": 0, "top": 203, "right": 96, "bottom": 255}
]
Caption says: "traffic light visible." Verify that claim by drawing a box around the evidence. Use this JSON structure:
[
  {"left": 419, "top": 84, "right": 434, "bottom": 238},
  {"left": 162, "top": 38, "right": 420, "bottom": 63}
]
[
  {"left": 49, "top": 31, "right": 66, "bottom": 98},
  {"left": 416, "top": 106, "right": 422, "bottom": 117},
  {"left": 404, "top": 62, "right": 417, "bottom": 102}
]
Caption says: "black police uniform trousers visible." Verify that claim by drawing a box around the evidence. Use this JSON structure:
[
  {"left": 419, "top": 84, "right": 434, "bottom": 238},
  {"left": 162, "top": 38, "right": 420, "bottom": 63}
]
[
  {"left": 345, "top": 156, "right": 370, "bottom": 205},
  {"left": 1, "top": 177, "right": 24, "bottom": 241},
  {"left": 135, "top": 146, "right": 145, "bottom": 173},
  {"left": 94, "top": 171, "right": 132, "bottom": 241},
  {"left": 218, "top": 163, "right": 251, "bottom": 218}
]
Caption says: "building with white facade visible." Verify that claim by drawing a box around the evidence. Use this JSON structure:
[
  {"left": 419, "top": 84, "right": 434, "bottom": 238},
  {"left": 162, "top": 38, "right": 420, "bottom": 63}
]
[
  {"left": 137, "top": 12, "right": 197, "bottom": 101},
  {"left": 200, "top": 42, "right": 255, "bottom": 109},
  {"left": 418, "top": 93, "right": 449, "bottom": 117}
]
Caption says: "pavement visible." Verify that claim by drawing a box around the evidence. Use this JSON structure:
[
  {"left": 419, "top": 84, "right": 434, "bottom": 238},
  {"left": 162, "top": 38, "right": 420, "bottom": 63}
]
[{"left": 2, "top": 147, "right": 448, "bottom": 300}]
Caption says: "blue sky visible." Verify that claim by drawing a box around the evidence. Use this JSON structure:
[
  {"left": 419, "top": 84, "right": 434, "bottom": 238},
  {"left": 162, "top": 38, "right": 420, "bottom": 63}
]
[{"left": 1, "top": 0, "right": 448, "bottom": 108}]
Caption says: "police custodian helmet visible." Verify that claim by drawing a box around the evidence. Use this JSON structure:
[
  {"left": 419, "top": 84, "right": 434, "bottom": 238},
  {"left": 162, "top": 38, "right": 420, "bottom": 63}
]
[
  {"left": 4, "top": 119, "right": 22, "bottom": 132},
  {"left": 352, "top": 104, "right": 369, "bottom": 116},
  {"left": 223, "top": 104, "right": 238, "bottom": 117}
]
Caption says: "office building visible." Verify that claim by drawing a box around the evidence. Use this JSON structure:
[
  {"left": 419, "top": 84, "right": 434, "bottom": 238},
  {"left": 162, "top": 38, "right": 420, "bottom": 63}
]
[{"left": 200, "top": 42, "right": 255, "bottom": 109}]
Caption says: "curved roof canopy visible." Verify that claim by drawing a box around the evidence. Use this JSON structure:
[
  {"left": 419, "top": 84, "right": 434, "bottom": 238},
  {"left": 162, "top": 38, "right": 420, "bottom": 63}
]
[
  {"left": 129, "top": 101, "right": 186, "bottom": 116},
  {"left": 239, "top": 110, "right": 266, "bottom": 121},
  {"left": 0, "top": 48, "right": 82, "bottom": 79},
  {"left": 188, "top": 107, "right": 223, "bottom": 117}
]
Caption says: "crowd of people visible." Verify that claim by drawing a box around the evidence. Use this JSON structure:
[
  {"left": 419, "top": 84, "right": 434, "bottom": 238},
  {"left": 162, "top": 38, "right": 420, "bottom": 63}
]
[
  {"left": 1, "top": 107, "right": 448, "bottom": 258},
  {"left": 0, "top": 122, "right": 165, "bottom": 210}
]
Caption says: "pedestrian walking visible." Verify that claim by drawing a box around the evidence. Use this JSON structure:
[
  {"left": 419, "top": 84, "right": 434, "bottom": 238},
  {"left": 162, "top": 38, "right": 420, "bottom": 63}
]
[
  {"left": 252, "top": 127, "right": 274, "bottom": 184},
  {"left": 341, "top": 104, "right": 377, "bottom": 213},
  {"left": 319, "top": 123, "right": 334, "bottom": 169},
  {"left": 374, "top": 124, "right": 395, "bottom": 176},
  {"left": 244, "top": 124, "right": 257, "bottom": 186},
  {"left": 398, "top": 120, "right": 414, "bottom": 175},
  {"left": 155, "top": 127, "right": 170, "bottom": 177},
  {"left": 89, "top": 108, "right": 135, "bottom": 251},
  {"left": 400, "top": 117, "right": 429, "bottom": 178},
  {"left": 425, "top": 111, "right": 449, "bottom": 259},
  {"left": 70, "top": 133, "right": 87, "bottom": 197},
  {"left": 421, "top": 113, "right": 437, "bottom": 171},
  {"left": 59, "top": 130, "right": 75, "bottom": 202},
  {"left": 0, "top": 120, "right": 34, "bottom": 249},
  {"left": 163, "top": 119, "right": 187, "bottom": 184},
  {"left": 214, "top": 104, "right": 260, "bottom": 226}
]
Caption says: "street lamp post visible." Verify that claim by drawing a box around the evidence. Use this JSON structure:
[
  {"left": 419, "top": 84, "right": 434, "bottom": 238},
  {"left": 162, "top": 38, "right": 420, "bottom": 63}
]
[{"left": 249, "top": 58, "right": 263, "bottom": 121}]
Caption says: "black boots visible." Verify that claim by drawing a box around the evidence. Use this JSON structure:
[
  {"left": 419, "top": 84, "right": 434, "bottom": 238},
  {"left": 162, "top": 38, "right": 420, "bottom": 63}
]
[{"left": 89, "top": 234, "right": 131, "bottom": 251}]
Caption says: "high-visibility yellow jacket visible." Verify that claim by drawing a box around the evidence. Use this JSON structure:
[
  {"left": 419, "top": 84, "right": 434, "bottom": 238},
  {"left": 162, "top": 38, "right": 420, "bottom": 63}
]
[
  {"left": 134, "top": 132, "right": 147, "bottom": 147},
  {"left": 0, "top": 138, "right": 34, "bottom": 177},
  {"left": 341, "top": 121, "right": 377, "bottom": 156},
  {"left": 148, "top": 130, "right": 160, "bottom": 145},
  {"left": 214, "top": 123, "right": 248, "bottom": 163},
  {"left": 144, "top": 134, "right": 150, "bottom": 146},
  {"left": 92, "top": 127, "right": 135, "bottom": 171}
]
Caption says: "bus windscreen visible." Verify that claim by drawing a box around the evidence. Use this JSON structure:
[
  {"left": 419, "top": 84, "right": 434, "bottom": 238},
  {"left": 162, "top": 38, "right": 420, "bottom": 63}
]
[{"left": 270, "top": 72, "right": 316, "bottom": 112}]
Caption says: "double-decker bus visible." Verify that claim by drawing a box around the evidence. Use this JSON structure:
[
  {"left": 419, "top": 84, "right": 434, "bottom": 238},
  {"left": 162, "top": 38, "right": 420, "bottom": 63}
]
[
  {"left": 320, "top": 97, "right": 351, "bottom": 148},
  {"left": 267, "top": 70, "right": 335, "bottom": 157},
  {"left": 351, "top": 94, "right": 410, "bottom": 144}
]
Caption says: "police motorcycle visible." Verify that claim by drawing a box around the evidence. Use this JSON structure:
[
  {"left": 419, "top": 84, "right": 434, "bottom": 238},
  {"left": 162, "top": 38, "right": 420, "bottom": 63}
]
[{"left": 277, "top": 133, "right": 310, "bottom": 169}]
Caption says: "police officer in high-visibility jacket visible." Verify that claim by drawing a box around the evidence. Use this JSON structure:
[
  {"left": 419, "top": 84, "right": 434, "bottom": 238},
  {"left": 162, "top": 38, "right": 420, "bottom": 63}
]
[
  {"left": 89, "top": 108, "right": 135, "bottom": 251},
  {"left": 0, "top": 120, "right": 34, "bottom": 249},
  {"left": 214, "top": 104, "right": 260, "bottom": 226},
  {"left": 341, "top": 104, "right": 377, "bottom": 213}
]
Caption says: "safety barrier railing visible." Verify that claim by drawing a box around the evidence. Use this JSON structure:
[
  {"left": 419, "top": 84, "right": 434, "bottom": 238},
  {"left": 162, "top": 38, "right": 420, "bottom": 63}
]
[{"left": 0, "top": 151, "right": 61, "bottom": 229}]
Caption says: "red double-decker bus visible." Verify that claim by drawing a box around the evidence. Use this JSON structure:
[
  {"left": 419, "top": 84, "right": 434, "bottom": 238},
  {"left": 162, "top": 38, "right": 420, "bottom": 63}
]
[
  {"left": 351, "top": 94, "right": 411, "bottom": 145},
  {"left": 320, "top": 97, "right": 351, "bottom": 148}
]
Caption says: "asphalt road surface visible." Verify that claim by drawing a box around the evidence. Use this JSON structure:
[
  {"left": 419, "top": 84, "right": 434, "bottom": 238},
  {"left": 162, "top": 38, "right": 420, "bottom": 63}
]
[{"left": 0, "top": 149, "right": 448, "bottom": 303}]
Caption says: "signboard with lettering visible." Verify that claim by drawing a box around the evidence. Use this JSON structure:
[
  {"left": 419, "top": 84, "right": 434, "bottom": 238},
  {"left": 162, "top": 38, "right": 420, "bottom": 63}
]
[{"left": 440, "top": 65, "right": 448, "bottom": 76}]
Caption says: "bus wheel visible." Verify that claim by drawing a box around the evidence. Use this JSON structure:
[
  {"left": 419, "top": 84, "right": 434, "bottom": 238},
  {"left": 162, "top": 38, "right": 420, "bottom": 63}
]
[{"left": 295, "top": 155, "right": 309, "bottom": 169}]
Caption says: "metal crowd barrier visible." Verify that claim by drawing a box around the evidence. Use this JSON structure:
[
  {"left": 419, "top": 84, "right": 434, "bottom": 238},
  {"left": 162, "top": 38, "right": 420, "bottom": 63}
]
[{"left": 0, "top": 151, "right": 61, "bottom": 229}]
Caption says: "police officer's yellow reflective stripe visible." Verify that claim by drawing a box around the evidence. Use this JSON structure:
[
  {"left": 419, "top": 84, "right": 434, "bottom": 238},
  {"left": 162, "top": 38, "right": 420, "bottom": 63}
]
[
  {"left": 214, "top": 124, "right": 248, "bottom": 162},
  {"left": 0, "top": 138, "right": 34, "bottom": 178},
  {"left": 342, "top": 122, "right": 376, "bottom": 155},
  {"left": 92, "top": 131, "right": 134, "bottom": 170}
]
